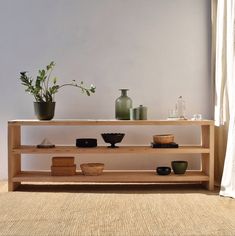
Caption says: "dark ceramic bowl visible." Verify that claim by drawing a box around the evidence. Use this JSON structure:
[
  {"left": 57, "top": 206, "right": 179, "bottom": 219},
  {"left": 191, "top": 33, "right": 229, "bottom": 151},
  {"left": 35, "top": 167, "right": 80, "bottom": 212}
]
[
  {"left": 101, "top": 133, "right": 125, "bottom": 148},
  {"left": 76, "top": 138, "right": 97, "bottom": 148},
  {"left": 156, "top": 166, "right": 171, "bottom": 175},
  {"left": 171, "top": 161, "right": 188, "bottom": 174}
]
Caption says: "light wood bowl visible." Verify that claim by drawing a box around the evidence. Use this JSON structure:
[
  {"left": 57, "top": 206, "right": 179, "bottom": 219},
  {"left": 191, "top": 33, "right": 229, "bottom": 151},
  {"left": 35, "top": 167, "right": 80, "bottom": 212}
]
[
  {"left": 80, "top": 163, "right": 104, "bottom": 176},
  {"left": 153, "top": 134, "right": 174, "bottom": 144}
]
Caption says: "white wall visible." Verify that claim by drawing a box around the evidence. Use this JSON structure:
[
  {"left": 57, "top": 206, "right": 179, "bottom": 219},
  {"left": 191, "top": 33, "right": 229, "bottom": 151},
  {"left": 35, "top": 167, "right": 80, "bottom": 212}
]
[{"left": 0, "top": 0, "right": 212, "bottom": 179}]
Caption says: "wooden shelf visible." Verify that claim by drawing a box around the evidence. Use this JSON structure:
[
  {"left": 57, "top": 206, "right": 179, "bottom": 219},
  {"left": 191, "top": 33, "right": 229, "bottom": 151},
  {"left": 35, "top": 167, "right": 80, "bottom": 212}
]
[
  {"left": 13, "top": 145, "right": 210, "bottom": 154},
  {"left": 9, "top": 119, "right": 214, "bottom": 126},
  {"left": 13, "top": 171, "right": 209, "bottom": 183},
  {"left": 8, "top": 119, "right": 214, "bottom": 191}
]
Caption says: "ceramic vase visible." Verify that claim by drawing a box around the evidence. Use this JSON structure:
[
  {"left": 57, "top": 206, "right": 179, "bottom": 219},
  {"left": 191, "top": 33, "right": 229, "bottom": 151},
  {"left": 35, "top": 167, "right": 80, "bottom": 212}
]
[
  {"left": 34, "top": 102, "right": 55, "bottom": 120},
  {"left": 115, "top": 89, "right": 132, "bottom": 120}
]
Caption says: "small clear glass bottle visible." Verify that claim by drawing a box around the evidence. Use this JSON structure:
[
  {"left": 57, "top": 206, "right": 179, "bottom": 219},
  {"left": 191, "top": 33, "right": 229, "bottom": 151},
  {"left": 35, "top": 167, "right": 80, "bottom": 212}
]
[{"left": 175, "top": 96, "right": 186, "bottom": 119}]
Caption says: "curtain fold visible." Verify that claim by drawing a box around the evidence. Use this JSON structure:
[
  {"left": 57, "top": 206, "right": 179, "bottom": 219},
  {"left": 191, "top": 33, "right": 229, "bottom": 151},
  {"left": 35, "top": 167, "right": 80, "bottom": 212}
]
[{"left": 212, "top": 0, "right": 235, "bottom": 197}]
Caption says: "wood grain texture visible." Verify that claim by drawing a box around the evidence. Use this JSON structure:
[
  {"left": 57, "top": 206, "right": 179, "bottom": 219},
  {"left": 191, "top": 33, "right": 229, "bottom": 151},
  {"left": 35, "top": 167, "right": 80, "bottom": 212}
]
[
  {"left": 201, "top": 124, "right": 215, "bottom": 190},
  {"left": 8, "top": 119, "right": 214, "bottom": 126},
  {"left": 8, "top": 119, "right": 215, "bottom": 191},
  {"left": 13, "top": 171, "right": 209, "bottom": 183},
  {"left": 13, "top": 145, "right": 210, "bottom": 154},
  {"left": 209, "top": 125, "right": 215, "bottom": 190},
  {"left": 8, "top": 125, "right": 21, "bottom": 191}
]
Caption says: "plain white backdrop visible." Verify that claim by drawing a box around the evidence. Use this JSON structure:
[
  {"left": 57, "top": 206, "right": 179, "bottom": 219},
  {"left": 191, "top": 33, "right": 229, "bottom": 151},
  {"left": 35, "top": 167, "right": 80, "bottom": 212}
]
[{"left": 0, "top": 0, "right": 212, "bottom": 179}]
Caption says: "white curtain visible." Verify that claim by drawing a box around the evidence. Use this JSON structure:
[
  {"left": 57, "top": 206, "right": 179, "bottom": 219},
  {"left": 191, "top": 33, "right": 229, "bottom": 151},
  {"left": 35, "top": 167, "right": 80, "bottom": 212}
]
[{"left": 213, "top": 0, "right": 235, "bottom": 198}]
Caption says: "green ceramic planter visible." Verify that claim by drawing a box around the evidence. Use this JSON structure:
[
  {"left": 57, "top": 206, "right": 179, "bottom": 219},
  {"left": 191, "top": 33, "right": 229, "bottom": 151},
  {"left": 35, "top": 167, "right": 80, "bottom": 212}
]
[
  {"left": 34, "top": 102, "right": 55, "bottom": 120},
  {"left": 171, "top": 161, "right": 188, "bottom": 174}
]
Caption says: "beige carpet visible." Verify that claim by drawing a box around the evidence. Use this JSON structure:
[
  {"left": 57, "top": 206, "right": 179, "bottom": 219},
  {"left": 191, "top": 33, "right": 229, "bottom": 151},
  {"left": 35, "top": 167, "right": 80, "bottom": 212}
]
[{"left": 0, "top": 183, "right": 235, "bottom": 236}]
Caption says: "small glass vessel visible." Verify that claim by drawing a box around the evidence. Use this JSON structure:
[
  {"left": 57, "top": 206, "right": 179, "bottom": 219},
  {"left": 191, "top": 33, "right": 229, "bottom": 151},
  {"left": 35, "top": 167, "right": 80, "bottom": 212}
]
[
  {"left": 115, "top": 89, "right": 132, "bottom": 120},
  {"left": 175, "top": 96, "right": 186, "bottom": 119}
]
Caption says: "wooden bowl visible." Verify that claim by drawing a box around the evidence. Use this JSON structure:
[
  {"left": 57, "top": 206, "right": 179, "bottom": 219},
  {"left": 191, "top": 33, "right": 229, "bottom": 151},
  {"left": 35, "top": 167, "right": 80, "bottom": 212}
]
[
  {"left": 153, "top": 134, "right": 174, "bottom": 144},
  {"left": 80, "top": 163, "right": 104, "bottom": 176}
]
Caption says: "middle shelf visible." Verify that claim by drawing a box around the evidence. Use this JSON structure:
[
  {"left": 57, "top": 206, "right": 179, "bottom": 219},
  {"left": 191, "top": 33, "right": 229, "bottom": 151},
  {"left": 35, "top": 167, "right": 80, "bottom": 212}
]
[{"left": 13, "top": 145, "right": 210, "bottom": 154}]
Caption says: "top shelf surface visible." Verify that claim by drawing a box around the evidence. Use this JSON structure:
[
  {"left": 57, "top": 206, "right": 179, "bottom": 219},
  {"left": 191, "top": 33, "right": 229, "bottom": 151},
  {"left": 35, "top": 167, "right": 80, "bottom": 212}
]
[{"left": 8, "top": 119, "right": 214, "bottom": 126}]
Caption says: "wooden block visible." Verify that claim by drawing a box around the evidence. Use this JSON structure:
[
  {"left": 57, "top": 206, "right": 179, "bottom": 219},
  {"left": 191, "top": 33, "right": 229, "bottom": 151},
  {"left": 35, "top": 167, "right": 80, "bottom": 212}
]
[
  {"left": 52, "top": 156, "right": 75, "bottom": 167},
  {"left": 51, "top": 165, "right": 76, "bottom": 176}
]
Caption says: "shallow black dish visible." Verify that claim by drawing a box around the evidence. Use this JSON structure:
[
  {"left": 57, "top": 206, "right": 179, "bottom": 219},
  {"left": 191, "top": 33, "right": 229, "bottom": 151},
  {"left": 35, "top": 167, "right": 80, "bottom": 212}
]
[
  {"left": 37, "top": 144, "right": 55, "bottom": 148},
  {"left": 156, "top": 166, "right": 171, "bottom": 175},
  {"left": 151, "top": 142, "right": 179, "bottom": 148},
  {"left": 76, "top": 138, "right": 97, "bottom": 148},
  {"left": 101, "top": 133, "right": 125, "bottom": 148}
]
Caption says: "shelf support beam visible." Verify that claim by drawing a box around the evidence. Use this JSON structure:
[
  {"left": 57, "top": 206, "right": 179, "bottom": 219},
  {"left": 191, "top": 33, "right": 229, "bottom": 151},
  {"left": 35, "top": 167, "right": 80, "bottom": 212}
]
[
  {"left": 8, "top": 124, "right": 21, "bottom": 191},
  {"left": 201, "top": 125, "right": 214, "bottom": 190}
]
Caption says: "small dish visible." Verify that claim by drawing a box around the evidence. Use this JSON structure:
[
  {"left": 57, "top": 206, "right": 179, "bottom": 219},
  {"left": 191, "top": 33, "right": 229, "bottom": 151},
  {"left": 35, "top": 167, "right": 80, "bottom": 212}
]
[
  {"left": 156, "top": 166, "right": 171, "bottom": 175},
  {"left": 76, "top": 138, "right": 97, "bottom": 148}
]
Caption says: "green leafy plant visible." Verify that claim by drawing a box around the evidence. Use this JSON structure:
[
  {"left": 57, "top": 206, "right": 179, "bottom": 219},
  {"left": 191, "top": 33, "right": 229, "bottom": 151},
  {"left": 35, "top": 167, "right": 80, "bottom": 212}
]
[{"left": 19, "top": 61, "right": 96, "bottom": 102}]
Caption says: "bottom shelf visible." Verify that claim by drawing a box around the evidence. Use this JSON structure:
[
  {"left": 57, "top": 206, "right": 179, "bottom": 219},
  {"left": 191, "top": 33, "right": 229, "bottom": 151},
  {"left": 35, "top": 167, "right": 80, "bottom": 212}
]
[{"left": 12, "top": 171, "right": 209, "bottom": 183}]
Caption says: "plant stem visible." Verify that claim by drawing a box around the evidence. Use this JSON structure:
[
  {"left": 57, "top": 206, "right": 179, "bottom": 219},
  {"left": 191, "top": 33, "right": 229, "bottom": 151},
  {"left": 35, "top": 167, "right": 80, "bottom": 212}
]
[
  {"left": 58, "top": 83, "right": 86, "bottom": 90},
  {"left": 46, "top": 68, "right": 53, "bottom": 92}
]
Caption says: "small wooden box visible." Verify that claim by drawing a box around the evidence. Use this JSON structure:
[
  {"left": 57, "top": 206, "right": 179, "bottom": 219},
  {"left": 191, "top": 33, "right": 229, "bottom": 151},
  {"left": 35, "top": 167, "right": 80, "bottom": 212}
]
[
  {"left": 52, "top": 156, "right": 75, "bottom": 167},
  {"left": 51, "top": 165, "right": 76, "bottom": 176}
]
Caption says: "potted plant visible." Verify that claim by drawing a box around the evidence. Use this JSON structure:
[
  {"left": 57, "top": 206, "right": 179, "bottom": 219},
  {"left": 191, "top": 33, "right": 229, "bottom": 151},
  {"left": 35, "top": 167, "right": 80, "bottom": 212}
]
[{"left": 19, "top": 61, "right": 96, "bottom": 120}]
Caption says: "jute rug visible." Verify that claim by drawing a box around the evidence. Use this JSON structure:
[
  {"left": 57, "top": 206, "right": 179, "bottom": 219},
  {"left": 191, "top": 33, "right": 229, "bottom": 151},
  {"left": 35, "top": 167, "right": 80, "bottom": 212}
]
[{"left": 0, "top": 183, "right": 235, "bottom": 236}]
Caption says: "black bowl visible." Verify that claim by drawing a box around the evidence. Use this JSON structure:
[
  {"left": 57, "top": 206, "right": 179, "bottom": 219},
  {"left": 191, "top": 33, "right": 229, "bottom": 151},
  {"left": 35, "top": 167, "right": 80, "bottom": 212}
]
[
  {"left": 76, "top": 138, "right": 97, "bottom": 148},
  {"left": 156, "top": 166, "right": 171, "bottom": 175},
  {"left": 101, "top": 133, "right": 125, "bottom": 148},
  {"left": 171, "top": 161, "right": 188, "bottom": 174}
]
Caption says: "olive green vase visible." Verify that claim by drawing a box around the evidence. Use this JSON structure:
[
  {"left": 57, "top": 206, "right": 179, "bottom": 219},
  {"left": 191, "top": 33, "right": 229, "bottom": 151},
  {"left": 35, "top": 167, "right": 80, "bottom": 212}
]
[
  {"left": 171, "top": 161, "right": 188, "bottom": 174},
  {"left": 115, "top": 89, "right": 132, "bottom": 120},
  {"left": 34, "top": 102, "right": 55, "bottom": 120}
]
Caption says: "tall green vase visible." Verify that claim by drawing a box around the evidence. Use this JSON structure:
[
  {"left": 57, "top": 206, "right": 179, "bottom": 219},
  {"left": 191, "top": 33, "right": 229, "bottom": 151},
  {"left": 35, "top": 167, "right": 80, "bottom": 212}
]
[{"left": 115, "top": 89, "right": 132, "bottom": 120}]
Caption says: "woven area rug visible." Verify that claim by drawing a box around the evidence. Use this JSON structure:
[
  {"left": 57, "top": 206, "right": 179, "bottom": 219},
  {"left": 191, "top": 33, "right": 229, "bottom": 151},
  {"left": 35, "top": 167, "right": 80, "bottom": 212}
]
[{"left": 0, "top": 183, "right": 235, "bottom": 236}]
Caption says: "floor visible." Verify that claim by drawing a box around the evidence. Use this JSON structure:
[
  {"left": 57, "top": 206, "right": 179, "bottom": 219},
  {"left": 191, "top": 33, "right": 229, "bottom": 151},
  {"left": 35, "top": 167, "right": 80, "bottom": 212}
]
[{"left": 0, "top": 182, "right": 235, "bottom": 236}]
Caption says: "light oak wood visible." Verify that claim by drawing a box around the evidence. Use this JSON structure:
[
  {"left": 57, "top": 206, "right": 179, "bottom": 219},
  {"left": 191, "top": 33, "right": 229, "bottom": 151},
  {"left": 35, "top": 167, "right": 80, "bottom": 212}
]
[
  {"left": 201, "top": 125, "right": 215, "bottom": 190},
  {"left": 8, "top": 119, "right": 214, "bottom": 126},
  {"left": 201, "top": 125, "right": 210, "bottom": 148},
  {"left": 51, "top": 165, "right": 76, "bottom": 176},
  {"left": 8, "top": 119, "right": 215, "bottom": 191},
  {"left": 13, "top": 171, "right": 209, "bottom": 183},
  {"left": 13, "top": 145, "right": 210, "bottom": 154},
  {"left": 52, "top": 156, "right": 75, "bottom": 167},
  {"left": 8, "top": 125, "right": 21, "bottom": 191},
  {"left": 209, "top": 125, "right": 215, "bottom": 190},
  {"left": 201, "top": 154, "right": 210, "bottom": 189}
]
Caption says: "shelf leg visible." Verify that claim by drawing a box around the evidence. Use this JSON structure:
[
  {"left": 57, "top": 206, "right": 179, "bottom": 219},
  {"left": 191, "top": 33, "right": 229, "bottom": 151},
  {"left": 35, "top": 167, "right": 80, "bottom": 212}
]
[
  {"left": 201, "top": 125, "right": 214, "bottom": 191},
  {"left": 8, "top": 124, "right": 21, "bottom": 191}
]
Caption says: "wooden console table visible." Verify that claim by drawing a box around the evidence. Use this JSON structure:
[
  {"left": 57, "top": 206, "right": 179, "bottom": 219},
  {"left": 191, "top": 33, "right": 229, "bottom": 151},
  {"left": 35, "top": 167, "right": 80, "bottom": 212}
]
[{"left": 8, "top": 119, "right": 214, "bottom": 191}]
